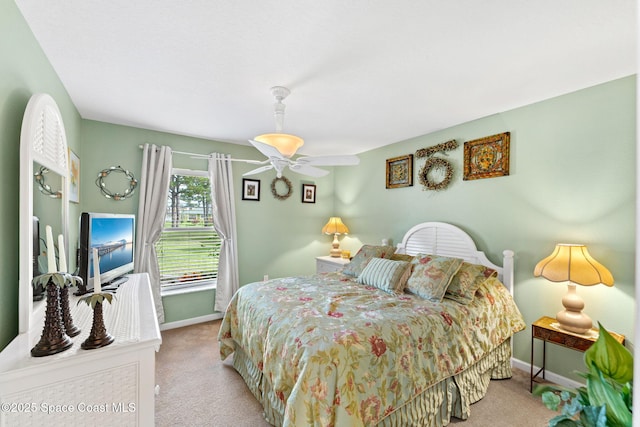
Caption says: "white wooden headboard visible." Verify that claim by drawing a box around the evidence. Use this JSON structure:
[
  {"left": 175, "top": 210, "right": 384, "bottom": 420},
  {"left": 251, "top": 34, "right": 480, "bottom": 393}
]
[{"left": 396, "top": 222, "right": 514, "bottom": 295}]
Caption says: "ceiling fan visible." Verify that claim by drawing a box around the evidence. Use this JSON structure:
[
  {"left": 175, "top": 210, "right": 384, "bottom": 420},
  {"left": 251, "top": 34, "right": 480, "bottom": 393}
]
[{"left": 241, "top": 86, "right": 360, "bottom": 178}]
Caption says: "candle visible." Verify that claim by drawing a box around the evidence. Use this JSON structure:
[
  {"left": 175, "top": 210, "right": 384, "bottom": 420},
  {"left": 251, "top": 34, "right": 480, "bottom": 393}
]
[
  {"left": 93, "top": 248, "right": 101, "bottom": 293},
  {"left": 45, "top": 225, "right": 57, "bottom": 273},
  {"left": 57, "top": 234, "right": 67, "bottom": 273}
]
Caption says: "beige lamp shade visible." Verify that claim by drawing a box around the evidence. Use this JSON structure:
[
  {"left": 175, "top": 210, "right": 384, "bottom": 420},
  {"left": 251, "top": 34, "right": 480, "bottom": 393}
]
[
  {"left": 322, "top": 217, "right": 349, "bottom": 235},
  {"left": 254, "top": 133, "right": 304, "bottom": 158},
  {"left": 322, "top": 217, "right": 349, "bottom": 257},
  {"left": 534, "top": 243, "right": 614, "bottom": 334},
  {"left": 533, "top": 244, "right": 614, "bottom": 286}
]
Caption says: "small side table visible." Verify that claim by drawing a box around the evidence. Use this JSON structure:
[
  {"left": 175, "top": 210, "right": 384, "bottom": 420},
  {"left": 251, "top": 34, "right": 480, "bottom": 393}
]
[
  {"left": 530, "top": 316, "right": 625, "bottom": 392},
  {"left": 316, "top": 255, "right": 350, "bottom": 274}
]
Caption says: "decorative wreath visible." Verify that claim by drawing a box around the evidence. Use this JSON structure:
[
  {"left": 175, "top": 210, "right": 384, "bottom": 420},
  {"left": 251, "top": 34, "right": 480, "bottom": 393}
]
[
  {"left": 34, "top": 166, "right": 62, "bottom": 198},
  {"left": 418, "top": 157, "right": 454, "bottom": 191},
  {"left": 270, "top": 176, "right": 293, "bottom": 200},
  {"left": 96, "top": 166, "right": 138, "bottom": 201}
]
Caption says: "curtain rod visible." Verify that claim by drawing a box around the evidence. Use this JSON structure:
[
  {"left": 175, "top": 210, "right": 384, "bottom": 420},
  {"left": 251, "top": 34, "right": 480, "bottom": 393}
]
[
  {"left": 138, "top": 144, "right": 210, "bottom": 159},
  {"left": 137, "top": 144, "right": 263, "bottom": 164}
]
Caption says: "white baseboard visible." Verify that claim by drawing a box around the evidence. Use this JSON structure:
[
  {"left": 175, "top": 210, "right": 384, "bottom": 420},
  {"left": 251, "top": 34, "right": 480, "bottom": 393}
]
[
  {"left": 160, "top": 313, "right": 224, "bottom": 331},
  {"left": 512, "top": 357, "right": 583, "bottom": 389}
]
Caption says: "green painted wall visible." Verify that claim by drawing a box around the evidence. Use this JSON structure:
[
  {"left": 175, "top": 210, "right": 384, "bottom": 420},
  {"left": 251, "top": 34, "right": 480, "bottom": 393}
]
[
  {"left": 333, "top": 76, "right": 636, "bottom": 382},
  {"left": 0, "top": 0, "right": 82, "bottom": 350},
  {"left": 161, "top": 289, "right": 216, "bottom": 323}
]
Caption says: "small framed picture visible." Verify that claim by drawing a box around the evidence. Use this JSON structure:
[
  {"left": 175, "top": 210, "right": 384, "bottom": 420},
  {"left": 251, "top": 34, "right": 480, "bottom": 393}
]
[
  {"left": 463, "top": 132, "right": 510, "bottom": 180},
  {"left": 302, "top": 184, "right": 316, "bottom": 203},
  {"left": 242, "top": 178, "right": 260, "bottom": 201},
  {"left": 386, "top": 154, "right": 413, "bottom": 189},
  {"left": 68, "top": 149, "right": 80, "bottom": 203}
]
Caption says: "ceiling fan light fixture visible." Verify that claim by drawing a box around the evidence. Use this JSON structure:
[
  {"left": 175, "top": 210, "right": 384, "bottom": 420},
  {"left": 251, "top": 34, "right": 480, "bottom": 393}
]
[
  {"left": 244, "top": 85, "right": 359, "bottom": 178},
  {"left": 254, "top": 133, "right": 304, "bottom": 158},
  {"left": 253, "top": 86, "right": 305, "bottom": 158}
]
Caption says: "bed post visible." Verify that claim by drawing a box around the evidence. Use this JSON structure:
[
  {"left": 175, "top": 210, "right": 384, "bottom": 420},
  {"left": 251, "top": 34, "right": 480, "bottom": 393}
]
[
  {"left": 502, "top": 250, "right": 514, "bottom": 295},
  {"left": 502, "top": 249, "right": 516, "bottom": 361}
]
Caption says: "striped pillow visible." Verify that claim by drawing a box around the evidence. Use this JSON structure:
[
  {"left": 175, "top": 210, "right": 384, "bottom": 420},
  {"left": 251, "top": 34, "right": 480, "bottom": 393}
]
[
  {"left": 342, "top": 245, "right": 396, "bottom": 277},
  {"left": 357, "top": 257, "right": 411, "bottom": 294}
]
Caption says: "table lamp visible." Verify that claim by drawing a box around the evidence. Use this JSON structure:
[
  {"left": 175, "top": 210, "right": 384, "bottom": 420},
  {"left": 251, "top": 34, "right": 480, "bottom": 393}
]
[
  {"left": 322, "top": 217, "right": 349, "bottom": 257},
  {"left": 533, "top": 243, "right": 613, "bottom": 334}
]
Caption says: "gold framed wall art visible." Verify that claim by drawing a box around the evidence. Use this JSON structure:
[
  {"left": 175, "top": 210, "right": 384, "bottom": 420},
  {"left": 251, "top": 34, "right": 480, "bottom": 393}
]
[
  {"left": 386, "top": 154, "right": 413, "bottom": 189},
  {"left": 463, "top": 132, "right": 510, "bottom": 180}
]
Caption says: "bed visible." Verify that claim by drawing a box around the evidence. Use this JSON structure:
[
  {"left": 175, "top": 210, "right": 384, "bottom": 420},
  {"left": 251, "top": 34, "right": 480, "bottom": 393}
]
[{"left": 218, "top": 222, "right": 525, "bottom": 426}]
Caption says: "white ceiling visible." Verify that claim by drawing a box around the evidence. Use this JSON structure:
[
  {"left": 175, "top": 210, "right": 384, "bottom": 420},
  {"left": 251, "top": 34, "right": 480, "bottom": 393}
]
[{"left": 15, "top": 1, "right": 637, "bottom": 156}]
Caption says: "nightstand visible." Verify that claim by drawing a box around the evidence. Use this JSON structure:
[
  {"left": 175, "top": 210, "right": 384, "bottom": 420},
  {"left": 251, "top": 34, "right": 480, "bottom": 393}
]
[
  {"left": 316, "top": 256, "right": 350, "bottom": 274},
  {"left": 530, "top": 316, "right": 625, "bottom": 392}
]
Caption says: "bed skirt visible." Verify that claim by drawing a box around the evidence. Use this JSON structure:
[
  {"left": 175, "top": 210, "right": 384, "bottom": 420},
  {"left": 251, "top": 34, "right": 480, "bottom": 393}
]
[{"left": 231, "top": 338, "right": 513, "bottom": 427}]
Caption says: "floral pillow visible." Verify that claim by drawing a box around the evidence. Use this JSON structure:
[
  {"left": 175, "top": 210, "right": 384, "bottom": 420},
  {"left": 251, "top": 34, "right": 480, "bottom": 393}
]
[
  {"left": 445, "top": 262, "right": 498, "bottom": 304},
  {"left": 405, "top": 254, "right": 464, "bottom": 302},
  {"left": 390, "top": 253, "right": 414, "bottom": 263},
  {"left": 357, "top": 257, "right": 412, "bottom": 294},
  {"left": 342, "top": 244, "right": 396, "bottom": 277}
]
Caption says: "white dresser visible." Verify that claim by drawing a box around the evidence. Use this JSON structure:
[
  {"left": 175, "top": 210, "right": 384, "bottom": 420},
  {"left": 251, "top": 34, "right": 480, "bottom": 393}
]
[
  {"left": 315, "top": 255, "right": 350, "bottom": 274},
  {"left": 0, "top": 273, "right": 161, "bottom": 427}
]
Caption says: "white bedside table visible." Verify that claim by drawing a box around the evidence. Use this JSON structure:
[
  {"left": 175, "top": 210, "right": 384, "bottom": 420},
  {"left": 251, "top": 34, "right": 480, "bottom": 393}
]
[{"left": 316, "top": 256, "right": 350, "bottom": 274}]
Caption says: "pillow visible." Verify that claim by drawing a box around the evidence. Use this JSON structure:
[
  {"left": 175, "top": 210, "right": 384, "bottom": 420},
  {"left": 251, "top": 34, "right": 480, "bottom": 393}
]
[
  {"left": 390, "top": 253, "right": 414, "bottom": 263},
  {"left": 445, "top": 262, "right": 498, "bottom": 304},
  {"left": 357, "top": 257, "right": 412, "bottom": 294},
  {"left": 342, "top": 245, "right": 396, "bottom": 277},
  {"left": 405, "top": 254, "right": 463, "bottom": 302}
]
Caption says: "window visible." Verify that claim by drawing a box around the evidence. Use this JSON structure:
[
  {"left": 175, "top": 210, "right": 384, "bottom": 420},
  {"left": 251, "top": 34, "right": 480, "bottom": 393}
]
[{"left": 156, "top": 169, "right": 221, "bottom": 291}]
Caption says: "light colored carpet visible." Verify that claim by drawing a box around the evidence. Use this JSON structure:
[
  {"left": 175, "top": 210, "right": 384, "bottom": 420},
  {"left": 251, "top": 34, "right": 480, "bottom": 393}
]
[{"left": 155, "top": 320, "right": 556, "bottom": 427}]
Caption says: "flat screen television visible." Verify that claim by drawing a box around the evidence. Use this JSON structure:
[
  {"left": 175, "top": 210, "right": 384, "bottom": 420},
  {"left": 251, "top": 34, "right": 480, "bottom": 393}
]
[{"left": 78, "top": 212, "right": 135, "bottom": 293}]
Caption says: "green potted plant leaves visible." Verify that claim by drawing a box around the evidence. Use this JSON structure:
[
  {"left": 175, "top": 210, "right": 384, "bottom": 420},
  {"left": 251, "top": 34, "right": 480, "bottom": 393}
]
[{"left": 533, "top": 323, "right": 633, "bottom": 427}]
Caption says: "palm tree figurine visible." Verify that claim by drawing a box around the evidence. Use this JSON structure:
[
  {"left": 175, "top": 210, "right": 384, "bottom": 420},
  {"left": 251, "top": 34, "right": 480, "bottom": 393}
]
[
  {"left": 31, "top": 272, "right": 74, "bottom": 357},
  {"left": 59, "top": 274, "right": 82, "bottom": 337},
  {"left": 78, "top": 291, "right": 116, "bottom": 350}
]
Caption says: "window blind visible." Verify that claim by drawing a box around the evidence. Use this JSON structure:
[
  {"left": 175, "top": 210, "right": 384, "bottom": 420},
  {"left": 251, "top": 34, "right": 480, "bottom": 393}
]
[{"left": 156, "top": 227, "right": 221, "bottom": 289}]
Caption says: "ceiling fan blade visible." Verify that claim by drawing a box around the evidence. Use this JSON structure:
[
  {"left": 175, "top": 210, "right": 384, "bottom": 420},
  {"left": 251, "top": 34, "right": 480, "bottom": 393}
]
[
  {"left": 248, "top": 139, "right": 285, "bottom": 159},
  {"left": 228, "top": 158, "right": 269, "bottom": 165},
  {"left": 295, "top": 155, "right": 360, "bottom": 166},
  {"left": 243, "top": 165, "right": 274, "bottom": 176},
  {"left": 288, "top": 163, "right": 330, "bottom": 177}
]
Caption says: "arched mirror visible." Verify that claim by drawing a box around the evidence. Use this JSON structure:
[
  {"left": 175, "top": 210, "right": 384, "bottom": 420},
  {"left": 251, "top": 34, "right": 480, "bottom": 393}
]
[{"left": 19, "top": 94, "right": 70, "bottom": 333}]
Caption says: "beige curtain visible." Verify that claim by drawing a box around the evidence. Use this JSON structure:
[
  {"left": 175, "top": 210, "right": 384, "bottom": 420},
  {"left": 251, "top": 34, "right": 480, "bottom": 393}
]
[
  {"left": 134, "top": 143, "right": 172, "bottom": 323},
  {"left": 208, "top": 153, "right": 239, "bottom": 312}
]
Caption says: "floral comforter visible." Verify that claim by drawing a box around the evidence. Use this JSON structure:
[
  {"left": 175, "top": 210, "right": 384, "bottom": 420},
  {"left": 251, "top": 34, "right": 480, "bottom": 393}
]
[{"left": 218, "top": 272, "right": 525, "bottom": 427}]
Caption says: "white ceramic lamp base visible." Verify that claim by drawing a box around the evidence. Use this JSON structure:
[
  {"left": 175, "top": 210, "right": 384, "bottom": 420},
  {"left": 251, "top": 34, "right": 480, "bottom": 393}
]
[
  {"left": 556, "top": 283, "right": 592, "bottom": 334},
  {"left": 329, "top": 233, "right": 342, "bottom": 257}
]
